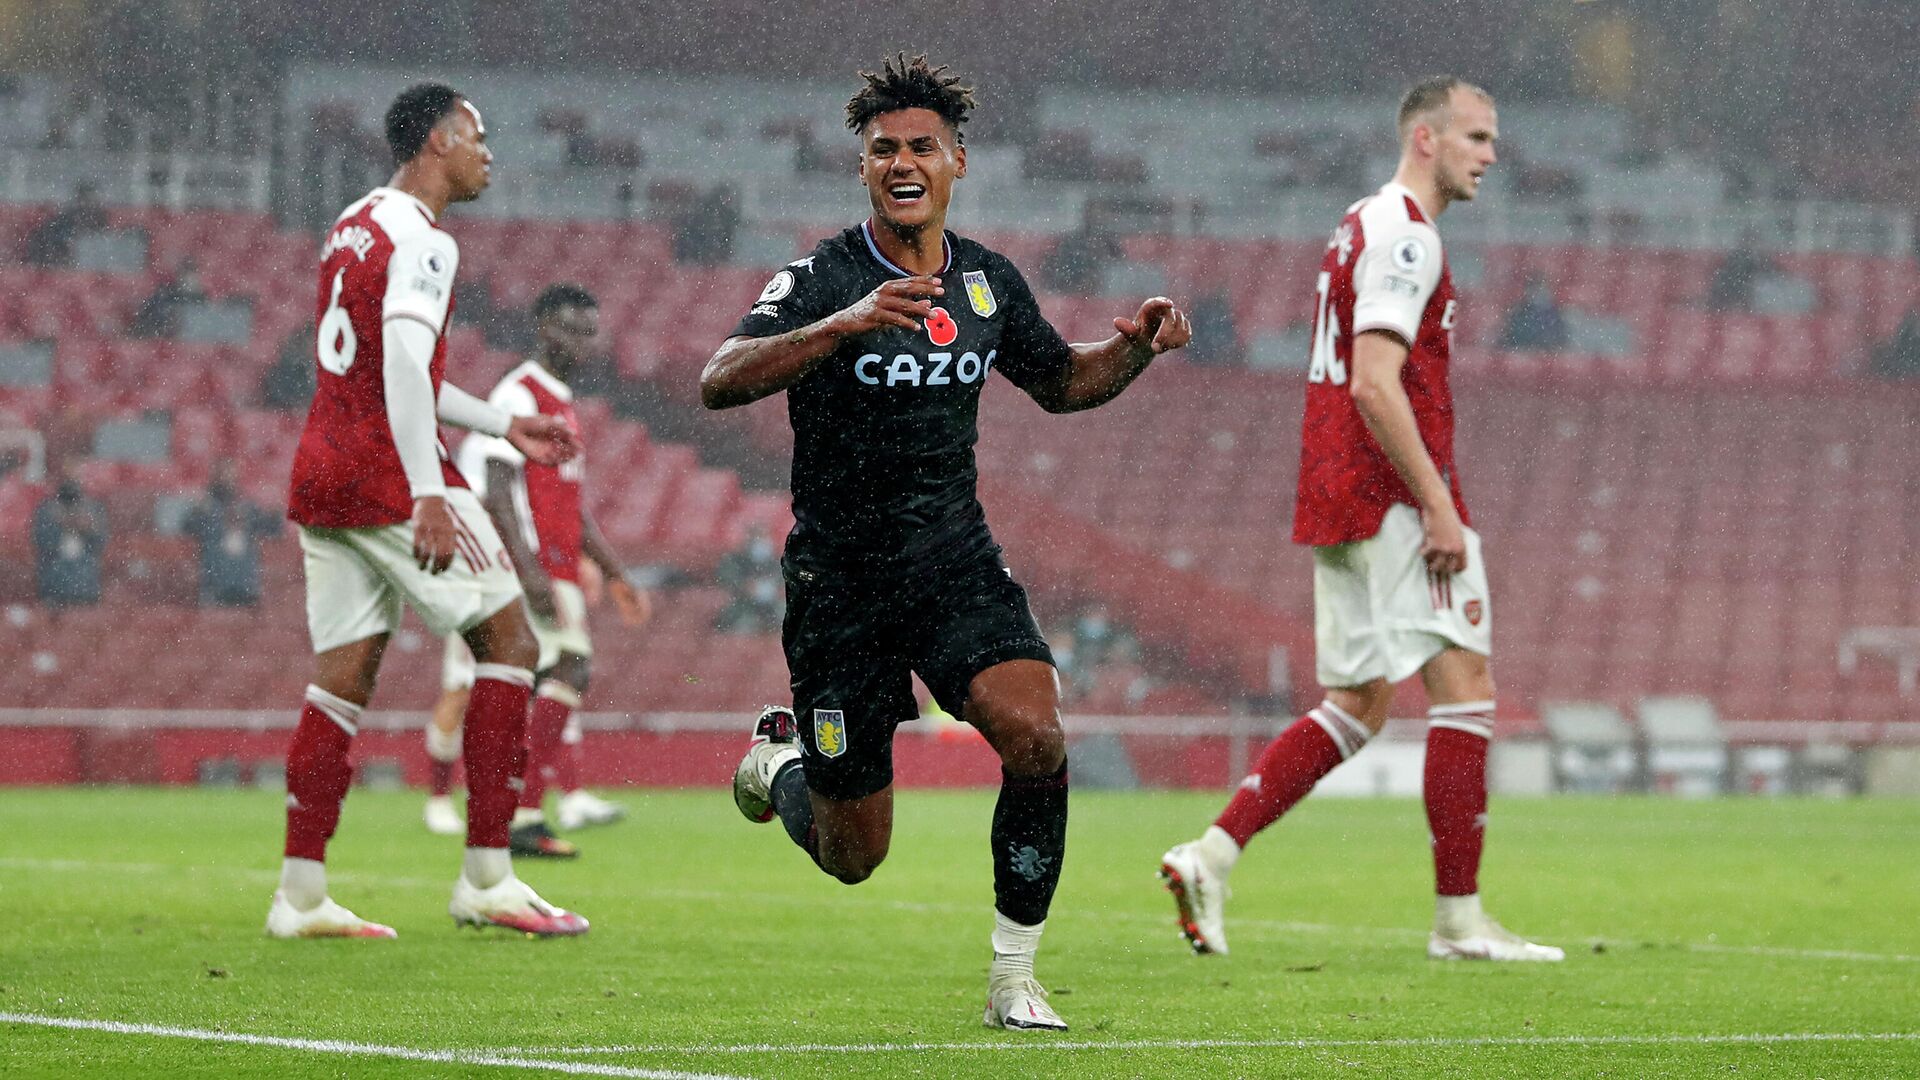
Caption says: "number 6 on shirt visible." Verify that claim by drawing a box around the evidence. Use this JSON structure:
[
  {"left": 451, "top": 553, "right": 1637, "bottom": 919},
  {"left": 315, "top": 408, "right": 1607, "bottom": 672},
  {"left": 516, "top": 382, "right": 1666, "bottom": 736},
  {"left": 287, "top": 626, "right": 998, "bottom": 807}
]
[{"left": 318, "top": 269, "right": 357, "bottom": 375}]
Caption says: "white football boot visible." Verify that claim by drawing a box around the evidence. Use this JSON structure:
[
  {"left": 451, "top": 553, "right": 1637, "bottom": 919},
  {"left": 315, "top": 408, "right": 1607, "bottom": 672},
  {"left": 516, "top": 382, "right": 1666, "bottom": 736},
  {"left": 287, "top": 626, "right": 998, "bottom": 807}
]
[
  {"left": 983, "top": 974, "right": 1069, "bottom": 1032},
  {"left": 1158, "top": 841, "right": 1230, "bottom": 955},
  {"left": 555, "top": 789, "right": 626, "bottom": 831},
  {"left": 1429, "top": 914, "right": 1565, "bottom": 962},
  {"left": 422, "top": 795, "right": 463, "bottom": 836},
  {"left": 733, "top": 706, "right": 801, "bottom": 823},
  {"left": 265, "top": 893, "right": 397, "bottom": 939},
  {"left": 449, "top": 874, "right": 589, "bottom": 937}
]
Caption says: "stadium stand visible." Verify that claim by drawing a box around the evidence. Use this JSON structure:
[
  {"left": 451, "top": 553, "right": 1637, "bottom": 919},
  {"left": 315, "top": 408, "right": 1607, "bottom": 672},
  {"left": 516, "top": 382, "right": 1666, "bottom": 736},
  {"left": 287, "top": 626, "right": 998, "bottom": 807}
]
[{"left": 4, "top": 203, "right": 1919, "bottom": 737}]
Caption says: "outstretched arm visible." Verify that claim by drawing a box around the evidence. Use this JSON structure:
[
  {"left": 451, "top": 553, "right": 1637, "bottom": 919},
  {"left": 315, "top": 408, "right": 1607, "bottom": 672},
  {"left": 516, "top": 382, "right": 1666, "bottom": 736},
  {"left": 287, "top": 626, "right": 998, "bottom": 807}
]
[
  {"left": 701, "top": 275, "right": 945, "bottom": 409},
  {"left": 1024, "top": 296, "right": 1190, "bottom": 413}
]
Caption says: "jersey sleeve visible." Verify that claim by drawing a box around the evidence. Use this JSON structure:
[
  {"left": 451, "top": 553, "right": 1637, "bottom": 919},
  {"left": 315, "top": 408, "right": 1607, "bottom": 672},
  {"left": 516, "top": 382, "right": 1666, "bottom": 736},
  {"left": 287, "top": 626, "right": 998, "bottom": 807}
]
[
  {"left": 989, "top": 259, "right": 1073, "bottom": 392},
  {"left": 729, "top": 250, "right": 843, "bottom": 339},
  {"left": 470, "top": 381, "right": 537, "bottom": 467},
  {"left": 383, "top": 229, "right": 461, "bottom": 332},
  {"left": 1351, "top": 220, "right": 1443, "bottom": 345}
]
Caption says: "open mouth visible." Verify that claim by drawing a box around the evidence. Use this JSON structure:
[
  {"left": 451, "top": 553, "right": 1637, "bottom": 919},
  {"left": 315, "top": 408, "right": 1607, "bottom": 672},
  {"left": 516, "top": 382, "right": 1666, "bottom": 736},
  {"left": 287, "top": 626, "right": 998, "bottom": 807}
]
[{"left": 888, "top": 182, "right": 927, "bottom": 205}]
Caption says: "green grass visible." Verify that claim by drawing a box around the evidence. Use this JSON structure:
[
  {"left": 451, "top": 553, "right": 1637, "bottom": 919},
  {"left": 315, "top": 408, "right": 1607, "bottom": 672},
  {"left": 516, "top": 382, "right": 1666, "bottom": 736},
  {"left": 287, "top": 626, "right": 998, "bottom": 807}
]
[{"left": 2, "top": 788, "right": 1917, "bottom": 1078}]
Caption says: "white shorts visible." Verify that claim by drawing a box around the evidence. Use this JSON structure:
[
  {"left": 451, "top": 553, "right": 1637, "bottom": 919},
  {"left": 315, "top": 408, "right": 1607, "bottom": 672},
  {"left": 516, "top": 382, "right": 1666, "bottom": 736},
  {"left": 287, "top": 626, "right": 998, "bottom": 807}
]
[
  {"left": 1312, "top": 502, "right": 1492, "bottom": 688},
  {"left": 441, "top": 632, "right": 476, "bottom": 692},
  {"left": 440, "top": 578, "right": 591, "bottom": 689},
  {"left": 299, "top": 487, "right": 524, "bottom": 654}
]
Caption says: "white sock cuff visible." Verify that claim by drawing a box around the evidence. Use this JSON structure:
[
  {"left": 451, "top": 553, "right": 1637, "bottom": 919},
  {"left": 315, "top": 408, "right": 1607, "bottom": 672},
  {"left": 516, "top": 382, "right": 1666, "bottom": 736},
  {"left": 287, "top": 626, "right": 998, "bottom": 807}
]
[
  {"left": 472, "top": 663, "right": 535, "bottom": 688},
  {"left": 1308, "top": 700, "right": 1372, "bottom": 759},
  {"left": 304, "top": 685, "right": 362, "bottom": 736},
  {"left": 561, "top": 714, "right": 584, "bottom": 745},
  {"left": 991, "top": 911, "right": 1045, "bottom": 956},
  {"left": 1429, "top": 700, "right": 1496, "bottom": 740},
  {"left": 1198, "top": 825, "right": 1242, "bottom": 875},
  {"left": 536, "top": 681, "right": 583, "bottom": 708},
  {"left": 425, "top": 723, "right": 463, "bottom": 762}
]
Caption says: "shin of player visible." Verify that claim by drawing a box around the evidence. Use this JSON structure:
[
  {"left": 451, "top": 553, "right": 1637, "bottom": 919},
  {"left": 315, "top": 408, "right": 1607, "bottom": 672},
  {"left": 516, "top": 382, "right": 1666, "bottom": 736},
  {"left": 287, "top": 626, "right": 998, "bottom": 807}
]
[{"left": 1160, "top": 77, "right": 1560, "bottom": 964}]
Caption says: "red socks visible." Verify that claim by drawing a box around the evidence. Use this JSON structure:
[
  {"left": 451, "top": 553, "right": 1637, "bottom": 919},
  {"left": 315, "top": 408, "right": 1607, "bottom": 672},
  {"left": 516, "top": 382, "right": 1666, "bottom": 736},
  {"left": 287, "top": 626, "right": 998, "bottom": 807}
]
[
  {"left": 283, "top": 687, "right": 361, "bottom": 861},
  {"left": 463, "top": 664, "right": 535, "bottom": 848},
  {"left": 1214, "top": 701, "right": 1371, "bottom": 848},
  {"left": 519, "top": 683, "right": 579, "bottom": 811},
  {"left": 1425, "top": 701, "right": 1494, "bottom": 897}
]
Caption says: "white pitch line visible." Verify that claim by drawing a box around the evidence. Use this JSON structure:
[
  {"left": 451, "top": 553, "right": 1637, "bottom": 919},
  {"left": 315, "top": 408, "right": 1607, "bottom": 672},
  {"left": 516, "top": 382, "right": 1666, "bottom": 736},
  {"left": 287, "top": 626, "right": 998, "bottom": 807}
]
[
  {"left": 0, "top": 1013, "right": 751, "bottom": 1080},
  {"left": 515, "top": 1031, "right": 1920, "bottom": 1056},
  {"left": 6, "top": 857, "right": 1919, "bottom": 965}
]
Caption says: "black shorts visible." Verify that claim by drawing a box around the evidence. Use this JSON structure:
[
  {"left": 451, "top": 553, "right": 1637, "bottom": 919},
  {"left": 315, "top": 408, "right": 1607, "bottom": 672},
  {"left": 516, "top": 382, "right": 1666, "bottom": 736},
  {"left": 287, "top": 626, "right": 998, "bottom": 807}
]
[{"left": 781, "top": 547, "right": 1053, "bottom": 801}]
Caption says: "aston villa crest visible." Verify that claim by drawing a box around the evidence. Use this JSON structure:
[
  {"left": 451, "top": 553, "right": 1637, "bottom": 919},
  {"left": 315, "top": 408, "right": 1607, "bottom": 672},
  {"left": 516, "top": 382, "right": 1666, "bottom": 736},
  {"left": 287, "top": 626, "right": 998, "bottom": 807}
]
[
  {"left": 813, "top": 709, "right": 847, "bottom": 759},
  {"left": 963, "top": 269, "right": 997, "bottom": 318}
]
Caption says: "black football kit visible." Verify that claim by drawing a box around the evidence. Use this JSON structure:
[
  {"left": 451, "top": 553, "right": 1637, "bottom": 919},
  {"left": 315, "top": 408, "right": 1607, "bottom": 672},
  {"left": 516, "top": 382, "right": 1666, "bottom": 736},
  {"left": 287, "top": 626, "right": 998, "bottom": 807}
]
[{"left": 729, "top": 220, "right": 1072, "bottom": 800}]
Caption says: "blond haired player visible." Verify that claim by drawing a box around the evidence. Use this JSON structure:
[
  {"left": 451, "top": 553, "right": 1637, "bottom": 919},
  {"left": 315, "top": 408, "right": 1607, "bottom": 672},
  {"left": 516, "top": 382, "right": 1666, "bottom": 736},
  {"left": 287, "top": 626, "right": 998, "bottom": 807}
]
[{"left": 1160, "top": 78, "right": 1562, "bottom": 964}]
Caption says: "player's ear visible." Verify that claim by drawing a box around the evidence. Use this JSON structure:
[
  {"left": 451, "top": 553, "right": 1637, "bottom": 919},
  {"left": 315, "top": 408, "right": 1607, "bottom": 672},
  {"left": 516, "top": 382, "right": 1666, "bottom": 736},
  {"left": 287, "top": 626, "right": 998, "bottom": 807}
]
[{"left": 953, "top": 141, "right": 966, "bottom": 180}]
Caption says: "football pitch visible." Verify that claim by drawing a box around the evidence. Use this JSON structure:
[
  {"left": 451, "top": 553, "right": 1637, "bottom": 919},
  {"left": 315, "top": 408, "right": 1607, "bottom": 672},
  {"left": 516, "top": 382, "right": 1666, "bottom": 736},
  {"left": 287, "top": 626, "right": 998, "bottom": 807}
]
[{"left": 2, "top": 788, "right": 1916, "bottom": 1078}]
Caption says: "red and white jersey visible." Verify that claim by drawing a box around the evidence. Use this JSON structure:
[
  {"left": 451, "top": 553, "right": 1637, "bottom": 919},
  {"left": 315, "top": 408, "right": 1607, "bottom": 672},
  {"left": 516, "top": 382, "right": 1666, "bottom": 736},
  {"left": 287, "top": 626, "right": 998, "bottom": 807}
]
[
  {"left": 466, "top": 360, "right": 585, "bottom": 583},
  {"left": 1293, "top": 181, "right": 1468, "bottom": 547},
  {"left": 288, "top": 187, "right": 465, "bottom": 528}
]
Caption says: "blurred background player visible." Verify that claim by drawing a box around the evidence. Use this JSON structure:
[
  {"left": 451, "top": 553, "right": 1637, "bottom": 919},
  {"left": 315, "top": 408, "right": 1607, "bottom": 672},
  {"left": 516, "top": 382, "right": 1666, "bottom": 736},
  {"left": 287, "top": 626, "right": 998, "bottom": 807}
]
[
  {"left": 271, "top": 83, "right": 588, "bottom": 939},
  {"left": 1159, "top": 78, "right": 1563, "bottom": 964},
  {"left": 423, "top": 284, "right": 652, "bottom": 850},
  {"left": 707, "top": 55, "right": 1190, "bottom": 1032}
]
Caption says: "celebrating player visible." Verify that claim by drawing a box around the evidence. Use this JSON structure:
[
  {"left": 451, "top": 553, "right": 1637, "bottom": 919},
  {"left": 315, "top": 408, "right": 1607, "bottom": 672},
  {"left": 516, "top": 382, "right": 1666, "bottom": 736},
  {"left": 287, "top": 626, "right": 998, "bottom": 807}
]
[
  {"left": 706, "top": 55, "right": 1190, "bottom": 1032},
  {"left": 1159, "top": 78, "right": 1562, "bottom": 963},
  {"left": 422, "top": 284, "right": 651, "bottom": 854},
  {"left": 269, "top": 83, "right": 587, "bottom": 939}
]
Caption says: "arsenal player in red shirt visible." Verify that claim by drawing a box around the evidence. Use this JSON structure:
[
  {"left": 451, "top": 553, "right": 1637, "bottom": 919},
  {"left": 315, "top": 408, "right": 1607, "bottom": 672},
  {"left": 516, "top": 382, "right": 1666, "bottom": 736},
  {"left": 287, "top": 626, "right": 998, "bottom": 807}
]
[
  {"left": 269, "top": 83, "right": 587, "bottom": 939},
  {"left": 1160, "top": 78, "right": 1563, "bottom": 964},
  {"left": 422, "top": 285, "right": 651, "bottom": 854}
]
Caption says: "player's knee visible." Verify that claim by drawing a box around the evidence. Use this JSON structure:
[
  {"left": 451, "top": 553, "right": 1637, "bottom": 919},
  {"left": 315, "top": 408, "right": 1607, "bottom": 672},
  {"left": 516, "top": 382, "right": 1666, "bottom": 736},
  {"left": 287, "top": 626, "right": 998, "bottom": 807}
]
[
  {"left": 984, "top": 702, "right": 1066, "bottom": 776},
  {"left": 471, "top": 615, "right": 538, "bottom": 671},
  {"left": 1327, "top": 680, "right": 1394, "bottom": 733},
  {"left": 818, "top": 837, "right": 888, "bottom": 885},
  {"left": 557, "top": 654, "right": 591, "bottom": 693}
]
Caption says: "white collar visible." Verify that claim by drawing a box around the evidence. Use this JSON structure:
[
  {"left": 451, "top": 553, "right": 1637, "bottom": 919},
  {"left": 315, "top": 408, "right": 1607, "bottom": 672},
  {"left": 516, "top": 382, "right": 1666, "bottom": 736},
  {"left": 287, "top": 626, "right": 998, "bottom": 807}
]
[
  {"left": 861, "top": 219, "right": 952, "bottom": 276},
  {"left": 373, "top": 186, "right": 437, "bottom": 223},
  {"left": 1379, "top": 181, "right": 1432, "bottom": 222},
  {"left": 516, "top": 359, "right": 573, "bottom": 402}
]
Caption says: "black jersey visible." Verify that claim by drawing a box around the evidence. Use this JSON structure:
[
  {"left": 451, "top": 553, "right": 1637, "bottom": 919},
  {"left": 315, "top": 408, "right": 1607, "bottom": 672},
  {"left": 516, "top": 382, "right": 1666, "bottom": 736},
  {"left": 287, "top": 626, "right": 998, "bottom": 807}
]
[{"left": 730, "top": 221, "right": 1072, "bottom": 577}]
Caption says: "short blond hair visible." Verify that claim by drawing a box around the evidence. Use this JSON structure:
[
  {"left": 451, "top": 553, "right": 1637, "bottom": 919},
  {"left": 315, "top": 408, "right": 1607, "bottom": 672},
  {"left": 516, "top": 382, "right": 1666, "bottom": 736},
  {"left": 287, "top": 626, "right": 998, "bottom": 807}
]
[{"left": 1397, "top": 77, "right": 1493, "bottom": 142}]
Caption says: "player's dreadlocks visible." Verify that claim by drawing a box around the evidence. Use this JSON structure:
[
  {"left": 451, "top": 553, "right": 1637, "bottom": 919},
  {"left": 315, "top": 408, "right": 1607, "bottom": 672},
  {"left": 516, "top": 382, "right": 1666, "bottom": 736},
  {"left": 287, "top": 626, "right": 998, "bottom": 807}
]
[{"left": 845, "top": 54, "right": 976, "bottom": 143}]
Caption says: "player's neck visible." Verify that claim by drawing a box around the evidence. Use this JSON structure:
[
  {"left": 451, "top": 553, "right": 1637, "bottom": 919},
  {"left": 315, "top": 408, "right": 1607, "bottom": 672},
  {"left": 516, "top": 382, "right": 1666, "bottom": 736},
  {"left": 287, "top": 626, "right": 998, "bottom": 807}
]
[
  {"left": 386, "top": 165, "right": 450, "bottom": 220},
  {"left": 868, "top": 216, "right": 947, "bottom": 276},
  {"left": 1389, "top": 165, "right": 1448, "bottom": 220},
  {"left": 533, "top": 351, "right": 571, "bottom": 382}
]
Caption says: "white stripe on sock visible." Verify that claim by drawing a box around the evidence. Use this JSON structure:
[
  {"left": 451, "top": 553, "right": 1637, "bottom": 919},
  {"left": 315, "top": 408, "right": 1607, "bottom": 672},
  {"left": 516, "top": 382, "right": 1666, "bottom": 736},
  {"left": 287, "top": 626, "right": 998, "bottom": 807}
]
[
  {"left": 536, "top": 681, "right": 582, "bottom": 707},
  {"left": 1308, "top": 701, "right": 1373, "bottom": 759},
  {"left": 304, "top": 686, "right": 362, "bottom": 736},
  {"left": 472, "top": 664, "right": 534, "bottom": 688},
  {"left": 1429, "top": 700, "right": 1496, "bottom": 717},
  {"left": 1428, "top": 701, "right": 1495, "bottom": 740},
  {"left": 425, "top": 723, "right": 462, "bottom": 762}
]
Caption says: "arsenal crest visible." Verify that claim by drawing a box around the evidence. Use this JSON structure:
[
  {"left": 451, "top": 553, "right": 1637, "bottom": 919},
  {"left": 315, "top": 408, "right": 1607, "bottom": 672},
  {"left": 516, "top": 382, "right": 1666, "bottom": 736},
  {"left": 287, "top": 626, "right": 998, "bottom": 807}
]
[
  {"left": 813, "top": 709, "right": 847, "bottom": 759},
  {"left": 963, "top": 269, "right": 997, "bottom": 317},
  {"left": 1464, "top": 599, "right": 1484, "bottom": 627}
]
